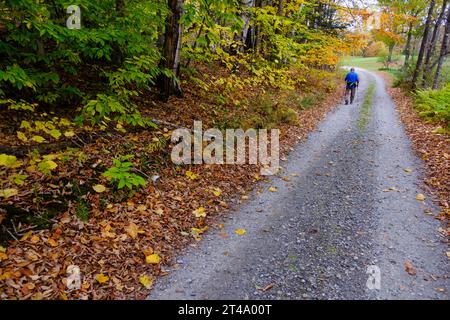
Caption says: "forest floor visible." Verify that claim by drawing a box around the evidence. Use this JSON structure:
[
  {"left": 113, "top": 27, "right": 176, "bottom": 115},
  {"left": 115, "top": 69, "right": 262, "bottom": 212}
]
[
  {"left": 149, "top": 69, "right": 449, "bottom": 300},
  {"left": 0, "top": 66, "right": 344, "bottom": 299}
]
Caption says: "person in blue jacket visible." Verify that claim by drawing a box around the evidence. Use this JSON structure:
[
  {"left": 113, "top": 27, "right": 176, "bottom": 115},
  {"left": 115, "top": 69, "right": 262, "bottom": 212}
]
[{"left": 344, "top": 68, "right": 359, "bottom": 105}]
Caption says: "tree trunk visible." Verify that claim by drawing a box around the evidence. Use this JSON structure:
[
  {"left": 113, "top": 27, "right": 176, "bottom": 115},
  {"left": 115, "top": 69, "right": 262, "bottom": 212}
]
[
  {"left": 388, "top": 43, "right": 394, "bottom": 63},
  {"left": 433, "top": 7, "right": 450, "bottom": 89},
  {"left": 423, "top": 0, "right": 448, "bottom": 87},
  {"left": 412, "top": 0, "right": 436, "bottom": 88},
  {"left": 112, "top": 0, "right": 126, "bottom": 66},
  {"left": 160, "top": 0, "right": 183, "bottom": 101},
  {"left": 241, "top": 0, "right": 255, "bottom": 49},
  {"left": 403, "top": 21, "right": 414, "bottom": 70}
]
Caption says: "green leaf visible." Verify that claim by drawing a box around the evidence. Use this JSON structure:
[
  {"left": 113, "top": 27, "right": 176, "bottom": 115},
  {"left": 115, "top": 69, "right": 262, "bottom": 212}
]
[{"left": 0, "top": 154, "right": 17, "bottom": 167}]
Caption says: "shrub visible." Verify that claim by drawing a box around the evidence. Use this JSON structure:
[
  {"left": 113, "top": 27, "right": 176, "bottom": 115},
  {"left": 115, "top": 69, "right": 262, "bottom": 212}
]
[
  {"left": 415, "top": 84, "right": 450, "bottom": 129},
  {"left": 103, "top": 155, "right": 147, "bottom": 190}
]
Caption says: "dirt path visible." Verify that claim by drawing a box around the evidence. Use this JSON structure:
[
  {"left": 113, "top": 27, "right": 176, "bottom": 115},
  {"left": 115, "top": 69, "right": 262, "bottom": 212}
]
[{"left": 148, "top": 69, "right": 449, "bottom": 300}]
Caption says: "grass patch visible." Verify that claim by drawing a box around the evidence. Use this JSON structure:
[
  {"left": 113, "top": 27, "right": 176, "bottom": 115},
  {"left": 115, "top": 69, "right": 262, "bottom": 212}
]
[
  {"left": 358, "top": 83, "right": 375, "bottom": 132},
  {"left": 340, "top": 56, "right": 402, "bottom": 81}
]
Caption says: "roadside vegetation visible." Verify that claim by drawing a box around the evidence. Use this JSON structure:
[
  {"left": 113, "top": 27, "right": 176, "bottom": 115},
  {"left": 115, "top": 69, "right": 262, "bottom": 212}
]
[{"left": 0, "top": 0, "right": 357, "bottom": 299}]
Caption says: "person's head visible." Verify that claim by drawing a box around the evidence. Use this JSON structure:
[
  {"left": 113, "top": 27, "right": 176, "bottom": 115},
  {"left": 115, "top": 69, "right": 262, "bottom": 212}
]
[{"left": 350, "top": 67, "right": 355, "bottom": 72}]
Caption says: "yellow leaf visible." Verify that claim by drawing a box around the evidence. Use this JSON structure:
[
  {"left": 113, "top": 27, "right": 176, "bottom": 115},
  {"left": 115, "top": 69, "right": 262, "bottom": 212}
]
[
  {"left": 185, "top": 170, "right": 198, "bottom": 180},
  {"left": 95, "top": 273, "right": 109, "bottom": 284},
  {"left": 31, "top": 293, "right": 44, "bottom": 300},
  {"left": 212, "top": 188, "right": 222, "bottom": 197},
  {"left": 0, "top": 246, "right": 5, "bottom": 253},
  {"left": 145, "top": 253, "right": 160, "bottom": 264},
  {"left": 20, "top": 120, "right": 32, "bottom": 130},
  {"left": 17, "top": 131, "right": 28, "bottom": 142},
  {"left": 0, "top": 252, "right": 8, "bottom": 261},
  {"left": 268, "top": 187, "right": 278, "bottom": 192},
  {"left": 30, "top": 235, "right": 40, "bottom": 244},
  {"left": 193, "top": 206, "right": 206, "bottom": 218},
  {"left": 31, "top": 135, "right": 46, "bottom": 143},
  {"left": 241, "top": 195, "right": 249, "bottom": 200},
  {"left": 20, "top": 230, "right": 33, "bottom": 241},
  {"left": 64, "top": 131, "right": 75, "bottom": 138},
  {"left": 416, "top": 194, "right": 425, "bottom": 201},
  {"left": 139, "top": 275, "right": 154, "bottom": 289},
  {"left": 191, "top": 227, "right": 208, "bottom": 235},
  {"left": 47, "top": 238, "right": 58, "bottom": 247},
  {"left": 93, "top": 184, "right": 106, "bottom": 193},
  {"left": 0, "top": 154, "right": 17, "bottom": 167},
  {"left": 0, "top": 188, "right": 18, "bottom": 199},
  {"left": 235, "top": 229, "right": 247, "bottom": 235},
  {"left": 404, "top": 168, "right": 412, "bottom": 173}
]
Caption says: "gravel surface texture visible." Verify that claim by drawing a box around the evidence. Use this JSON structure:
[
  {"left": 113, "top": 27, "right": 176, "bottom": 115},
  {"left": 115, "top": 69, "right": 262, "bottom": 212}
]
[{"left": 148, "top": 69, "right": 449, "bottom": 300}]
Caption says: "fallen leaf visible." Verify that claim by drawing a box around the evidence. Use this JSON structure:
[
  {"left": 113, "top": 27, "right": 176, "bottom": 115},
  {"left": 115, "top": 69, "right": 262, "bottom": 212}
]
[
  {"left": 0, "top": 188, "right": 18, "bottom": 199},
  {"left": 235, "top": 229, "right": 246, "bottom": 235},
  {"left": 404, "top": 261, "right": 417, "bottom": 275},
  {"left": 20, "top": 230, "right": 33, "bottom": 241},
  {"left": 185, "top": 170, "right": 198, "bottom": 180},
  {"left": 145, "top": 253, "right": 160, "bottom": 264},
  {"left": 261, "top": 283, "right": 273, "bottom": 292},
  {"left": 95, "top": 273, "right": 109, "bottom": 284},
  {"left": 416, "top": 194, "right": 425, "bottom": 201},
  {"left": 212, "top": 188, "right": 222, "bottom": 197},
  {"left": 404, "top": 168, "right": 412, "bottom": 173},
  {"left": 268, "top": 187, "right": 278, "bottom": 192},
  {"left": 193, "top": 207, "right": 206, "bottom": 218},
  {"left": 47, "top": 238, "right": 58, "bottom": 247},
  {"left": 137, "top": 204, "right": 147, "bottom": 212},
  {"left": 31, "top": 135, "right": 46, "bottom": 143},
  {"left": 139, "top": 275, "right": 154, "bottom": 289},
  {"left": 125, "top": 222, "right": 143, "bottom": 239},
  {"left": 93, "top": 184, "right": 106, "bottom": 193}
]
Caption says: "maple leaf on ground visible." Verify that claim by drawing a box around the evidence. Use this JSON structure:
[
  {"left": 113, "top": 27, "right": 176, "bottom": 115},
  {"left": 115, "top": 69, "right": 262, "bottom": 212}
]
[{"left": 96, "top": 273, "right": 109, "bottom": 284}]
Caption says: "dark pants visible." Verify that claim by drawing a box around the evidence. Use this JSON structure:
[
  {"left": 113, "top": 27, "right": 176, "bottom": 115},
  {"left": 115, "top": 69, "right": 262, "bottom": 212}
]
[{"left": 345, "top": 85, "right": 356, "bottom": 103}]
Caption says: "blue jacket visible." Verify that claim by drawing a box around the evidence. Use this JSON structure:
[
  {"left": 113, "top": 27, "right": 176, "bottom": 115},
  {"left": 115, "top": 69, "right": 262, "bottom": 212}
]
[{"left": 345, "top": 71, "right": 359, "bottom": 85}]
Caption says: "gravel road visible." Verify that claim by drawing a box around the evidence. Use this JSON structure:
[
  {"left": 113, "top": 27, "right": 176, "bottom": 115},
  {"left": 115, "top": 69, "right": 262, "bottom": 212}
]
[{"left": 148, "top": 69, "right": 449, "bottom": 300}]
